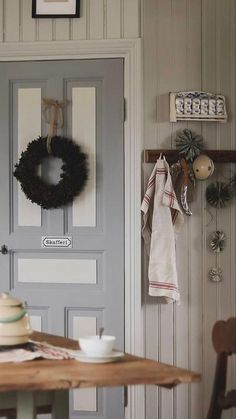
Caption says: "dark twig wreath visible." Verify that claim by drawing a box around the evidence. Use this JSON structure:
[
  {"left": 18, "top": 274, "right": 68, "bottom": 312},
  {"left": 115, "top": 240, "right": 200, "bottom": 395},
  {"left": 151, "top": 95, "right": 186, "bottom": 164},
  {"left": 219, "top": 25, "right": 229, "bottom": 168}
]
[
  {"left": 206, "top": 178, "right": 235, "bottom": 209},
  {"left": 13, "top": 136, "right": 88, "bottom": 210}
]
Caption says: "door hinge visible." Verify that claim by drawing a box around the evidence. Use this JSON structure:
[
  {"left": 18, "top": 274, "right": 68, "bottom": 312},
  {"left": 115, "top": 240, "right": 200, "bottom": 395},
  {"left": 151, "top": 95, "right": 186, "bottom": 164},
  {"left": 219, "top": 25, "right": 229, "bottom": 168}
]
[
  {"left": 124, "top": 385, "right": 128, "bottom": 407},
  {"left": 124, "top": 98, "right": 127, "bottom": 122}
]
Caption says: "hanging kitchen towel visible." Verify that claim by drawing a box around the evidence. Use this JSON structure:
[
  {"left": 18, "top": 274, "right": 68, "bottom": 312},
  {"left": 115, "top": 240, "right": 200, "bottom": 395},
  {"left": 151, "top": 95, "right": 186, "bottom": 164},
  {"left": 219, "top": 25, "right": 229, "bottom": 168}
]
[{"left": 141, "top": 155, "right": 184, "bottom": 303}]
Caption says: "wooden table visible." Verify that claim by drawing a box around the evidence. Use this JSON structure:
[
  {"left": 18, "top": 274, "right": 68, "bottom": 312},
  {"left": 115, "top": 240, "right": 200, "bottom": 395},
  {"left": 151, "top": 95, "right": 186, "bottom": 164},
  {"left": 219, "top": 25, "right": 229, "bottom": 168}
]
[{"left": 0, "top": 331, "right": 200, "bottom": 418}]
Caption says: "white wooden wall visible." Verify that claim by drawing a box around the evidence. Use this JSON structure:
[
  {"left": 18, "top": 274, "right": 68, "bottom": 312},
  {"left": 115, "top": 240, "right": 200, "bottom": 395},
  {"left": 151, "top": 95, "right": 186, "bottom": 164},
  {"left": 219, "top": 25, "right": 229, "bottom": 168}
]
[
  {"left": 143, "top": 0, "right": 236, "bottom": 418},
  {"left": 0, "top": 0, "right": 140, "bottom": 41},
  {"left": 0, "top": 1, "right": 235, "bottom": 418}
]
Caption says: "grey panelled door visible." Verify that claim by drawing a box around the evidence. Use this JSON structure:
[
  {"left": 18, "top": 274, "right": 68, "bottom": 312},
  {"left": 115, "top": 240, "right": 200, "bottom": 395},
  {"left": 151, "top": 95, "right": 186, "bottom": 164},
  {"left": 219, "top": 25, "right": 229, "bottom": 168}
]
[{"left": 0, "top": 59, "right": 124, "bottom": 419}]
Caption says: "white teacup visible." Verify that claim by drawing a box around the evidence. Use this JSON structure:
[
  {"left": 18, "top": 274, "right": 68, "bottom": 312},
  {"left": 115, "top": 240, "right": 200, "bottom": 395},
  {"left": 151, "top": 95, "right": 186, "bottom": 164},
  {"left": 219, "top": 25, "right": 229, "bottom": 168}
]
[{"left": 79, "top": 335, "right": 116, "bottom": 357}]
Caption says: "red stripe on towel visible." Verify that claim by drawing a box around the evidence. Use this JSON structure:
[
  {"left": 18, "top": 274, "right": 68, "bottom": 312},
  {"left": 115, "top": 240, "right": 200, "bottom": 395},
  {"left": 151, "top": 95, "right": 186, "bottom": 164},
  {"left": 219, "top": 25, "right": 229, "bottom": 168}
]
[{"left": 149, "top": 282, "right": 178, "bottom": 291}]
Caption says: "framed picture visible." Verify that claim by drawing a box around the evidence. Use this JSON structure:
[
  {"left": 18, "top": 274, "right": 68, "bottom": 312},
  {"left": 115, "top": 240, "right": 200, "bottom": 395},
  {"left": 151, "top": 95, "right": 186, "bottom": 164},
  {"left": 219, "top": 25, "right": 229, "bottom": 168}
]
[{"left": 32, "top": 0, "right": 80, "bottom": 18}]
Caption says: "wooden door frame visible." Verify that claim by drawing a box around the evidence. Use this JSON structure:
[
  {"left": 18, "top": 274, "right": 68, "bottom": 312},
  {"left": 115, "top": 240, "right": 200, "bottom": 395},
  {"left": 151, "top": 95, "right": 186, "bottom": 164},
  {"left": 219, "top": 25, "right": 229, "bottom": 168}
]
[{"left": 0, "top": 38, "right": 144, "bottom": 419}]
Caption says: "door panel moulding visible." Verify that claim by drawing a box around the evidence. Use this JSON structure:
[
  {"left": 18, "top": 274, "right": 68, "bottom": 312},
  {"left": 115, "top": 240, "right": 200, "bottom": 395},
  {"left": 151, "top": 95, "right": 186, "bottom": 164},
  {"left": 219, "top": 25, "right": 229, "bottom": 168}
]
[{"left": 0, "top": 38, "right": 144, "bottom": 419}]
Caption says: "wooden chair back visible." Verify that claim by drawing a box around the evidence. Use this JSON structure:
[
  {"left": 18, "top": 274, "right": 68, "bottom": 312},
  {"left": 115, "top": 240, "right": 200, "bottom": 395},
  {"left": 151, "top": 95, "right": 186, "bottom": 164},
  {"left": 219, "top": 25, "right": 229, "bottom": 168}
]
[{"left": 206, "top": 317, "right": 236, "bottom": 419}]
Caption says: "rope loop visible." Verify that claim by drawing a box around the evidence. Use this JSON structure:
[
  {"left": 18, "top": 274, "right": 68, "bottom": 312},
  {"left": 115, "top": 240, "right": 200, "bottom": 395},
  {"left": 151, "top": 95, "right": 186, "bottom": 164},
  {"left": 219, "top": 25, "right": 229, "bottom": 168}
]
[{"left": 42, "top": 98, "right": 64, "bottom": 154}]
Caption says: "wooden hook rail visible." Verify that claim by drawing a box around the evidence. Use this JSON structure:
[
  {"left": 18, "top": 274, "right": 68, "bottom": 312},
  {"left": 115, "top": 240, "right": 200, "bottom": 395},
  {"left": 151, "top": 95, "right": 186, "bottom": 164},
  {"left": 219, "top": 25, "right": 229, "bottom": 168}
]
[{"left": 144, "top": 149, "right": 236, "bottom": 164}]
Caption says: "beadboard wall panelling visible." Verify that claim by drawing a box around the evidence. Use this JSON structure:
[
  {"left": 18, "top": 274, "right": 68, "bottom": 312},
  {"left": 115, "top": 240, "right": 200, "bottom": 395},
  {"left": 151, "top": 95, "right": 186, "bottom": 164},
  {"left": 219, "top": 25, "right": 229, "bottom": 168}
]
[
  {"left": 71, "top": 0, "right": 86, "bottom": 40},
  {"left": 37, "top": 19, "right": 53, "bottom": 41},
  {"left": 143, "top": 1, "right": 236, "bottom": 419},
  {"left": 0, "top": 0, "right": 141, "bottom": 42},
  {"left": 143, "top": 1, "right": 203, "bottom": 419},
  {"left": 175, "top": 1, "right": 203, "bottom": 418},
  {"left": 186, "top": 1, "right": 202, "bottom": 90},
  {"left": 215, "top": 2, "right": 236, "bottom": 418},
  {"left": 202, "top": 0, "right": 224, "bottom": 417},
  {"left": 106, "top": 0, "right": 122, "bottom": 39},
  {"left": 185, "top": 2, "right": 203, "bottom": 417},
  {"left": 0, "top": 1, "right": 3, "bottom": 42},
  {"left": 143, "top": 0, "right": 159, "bottom": 415},
  {"left": 189, "top": 177, "right": 204, "bottom": 419},
  {"left": 88, "top": 0, "right": 104, "bottom": 40},
  {"left": 155, "top": 0, "right": 173, "bottom": 149},
  {"left": 143, "top": 0, "right": 158, "bottom": 148},
  {"left": 171, "top": 2, "right": 189, "bottom": 419},
  {"left": 21, "top": 0, "right": 36, "bottom": 41},
  {"left": 4, "top": 0, "right": 20, "bottom": 42},
  {"left": 123, "top": 0, "right": 140, "bottom": 39},
  {"left": 143, "top": 0, "right": 161, "bottom": 409},
  {"left": 143, "top": 0, "right": 159, "bottom": 413},
  {"left": 54, "top": 19, "right": 70, "bottom": 41}
]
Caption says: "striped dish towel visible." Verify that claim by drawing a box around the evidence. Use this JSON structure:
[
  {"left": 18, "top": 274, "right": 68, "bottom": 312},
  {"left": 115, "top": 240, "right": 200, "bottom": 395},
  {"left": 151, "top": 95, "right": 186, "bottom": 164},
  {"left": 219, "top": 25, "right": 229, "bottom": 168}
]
[{"left": 141, "top": 155, "right": 184, "bottom": 303}]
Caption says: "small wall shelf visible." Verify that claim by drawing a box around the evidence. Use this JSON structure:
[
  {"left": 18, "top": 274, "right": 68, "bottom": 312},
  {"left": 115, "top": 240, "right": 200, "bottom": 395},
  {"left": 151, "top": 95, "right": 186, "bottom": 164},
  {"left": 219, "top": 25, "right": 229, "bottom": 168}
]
[
  {"left": 170, "top": 91, "right": 227, "bottom": 123},
  {"left": 144, "top": 150, "right": 236, "bottom": 164}
]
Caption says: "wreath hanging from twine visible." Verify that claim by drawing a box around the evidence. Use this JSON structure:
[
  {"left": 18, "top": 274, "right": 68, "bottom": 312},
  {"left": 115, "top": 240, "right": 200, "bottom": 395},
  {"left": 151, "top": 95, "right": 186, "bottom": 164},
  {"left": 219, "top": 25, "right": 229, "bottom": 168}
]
[
  {"left": 13, "top": 136, "right": 88, "bottom": 210},
  {"left": 13, "top": 99, "right": 88, "bottom": 210}
]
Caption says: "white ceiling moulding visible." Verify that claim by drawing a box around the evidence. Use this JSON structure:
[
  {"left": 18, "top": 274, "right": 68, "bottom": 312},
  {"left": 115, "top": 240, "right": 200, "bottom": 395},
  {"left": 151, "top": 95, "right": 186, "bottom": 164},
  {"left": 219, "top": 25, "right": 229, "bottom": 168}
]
[{"left": 0, "top": 38, "right": 144, "bottom": 419}]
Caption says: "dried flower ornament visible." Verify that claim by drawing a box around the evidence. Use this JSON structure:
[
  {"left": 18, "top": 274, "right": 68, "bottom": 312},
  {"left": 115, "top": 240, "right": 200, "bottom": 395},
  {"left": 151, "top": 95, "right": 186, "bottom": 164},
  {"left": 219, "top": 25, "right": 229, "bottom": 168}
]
[
  {"left": 206, "top": 180, "right": 235, "bottom": 209},
  {"left": 208, "top": 267, "right": 223, "bottom": 283},
  {"left": 209, "top": 231, "right": 226, "bottom": 253},
  {"left": 175, "top": 129, "right": 205, "bottom": 162}
]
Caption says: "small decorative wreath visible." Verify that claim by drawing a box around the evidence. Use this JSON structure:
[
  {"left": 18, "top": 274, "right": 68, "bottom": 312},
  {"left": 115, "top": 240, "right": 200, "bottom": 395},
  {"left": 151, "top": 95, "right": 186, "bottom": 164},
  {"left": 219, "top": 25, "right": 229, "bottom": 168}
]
[
  {"left": 175, "top": 129, "right": 205, "bottom": 162},
  {"left": 206, "top": 180, "right": 235, "bottom": 209},
  {"left": 14, "top": 136, "right": 88, "bottom": 210}
]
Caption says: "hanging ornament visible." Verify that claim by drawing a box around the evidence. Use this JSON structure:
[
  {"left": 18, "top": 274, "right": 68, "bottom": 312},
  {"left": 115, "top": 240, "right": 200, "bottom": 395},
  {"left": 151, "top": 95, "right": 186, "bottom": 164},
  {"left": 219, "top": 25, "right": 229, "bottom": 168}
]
[
  {"left": 192, "top": 154, "right": 214, "bottom": 180},
  {"left": 13, "top": 98, "right": 88, "bottom": 210},
  {"left": 209, "top": 231, "right": 226, "bottom": 253},
  {"left": 170, "top": 159, "right": 195, "bottom": 216},
  {"left": 179, "top": 159, "right": 193, "bottom": 216},
  {"left": 14, "top": 136, "right": 88, "bottom": 210},
  {"left": 206, "top": 181, "right": 234, "bottom": 209},
  {"left": 175, "top": 129, "right": 205, "bottom": 162},
  {"left": 208, "top": 267, "right": 223, "bottom": 283}
]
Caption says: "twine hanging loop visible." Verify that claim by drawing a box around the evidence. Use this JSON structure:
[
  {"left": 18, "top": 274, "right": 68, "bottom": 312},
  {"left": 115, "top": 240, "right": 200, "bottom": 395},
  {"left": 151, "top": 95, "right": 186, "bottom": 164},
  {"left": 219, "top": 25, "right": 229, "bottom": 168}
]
[{"left": 42, "top": 98, "right": 64, "bottom": 154}]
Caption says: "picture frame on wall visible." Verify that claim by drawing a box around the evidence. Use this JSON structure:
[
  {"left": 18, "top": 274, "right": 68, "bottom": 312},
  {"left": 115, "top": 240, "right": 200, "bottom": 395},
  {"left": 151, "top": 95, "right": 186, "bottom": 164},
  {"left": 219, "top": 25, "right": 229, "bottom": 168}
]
[{"left": 32, "top": 0, "right": 80, "bottom": 18}]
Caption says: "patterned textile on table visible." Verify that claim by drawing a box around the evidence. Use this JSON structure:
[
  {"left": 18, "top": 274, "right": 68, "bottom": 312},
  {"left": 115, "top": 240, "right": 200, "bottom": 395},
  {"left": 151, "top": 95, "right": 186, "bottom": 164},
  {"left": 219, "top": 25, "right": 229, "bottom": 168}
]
[{"left": 0, "top": 341, "right": 72, "bottom": 363}]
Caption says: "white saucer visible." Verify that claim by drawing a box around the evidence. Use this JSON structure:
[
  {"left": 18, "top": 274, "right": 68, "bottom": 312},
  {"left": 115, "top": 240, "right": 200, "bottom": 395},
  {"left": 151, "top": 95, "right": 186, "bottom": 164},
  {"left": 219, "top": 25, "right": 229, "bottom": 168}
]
[{"left": 72, "top": 350, "right": 124, "bottom": 363}]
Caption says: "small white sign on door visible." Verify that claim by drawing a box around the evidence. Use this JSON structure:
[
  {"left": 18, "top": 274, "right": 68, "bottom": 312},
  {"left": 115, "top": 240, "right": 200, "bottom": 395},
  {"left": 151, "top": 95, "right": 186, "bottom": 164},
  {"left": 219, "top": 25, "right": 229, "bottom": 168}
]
[{"left": 42, "top": 236, "right": 72, "bottom": 248}]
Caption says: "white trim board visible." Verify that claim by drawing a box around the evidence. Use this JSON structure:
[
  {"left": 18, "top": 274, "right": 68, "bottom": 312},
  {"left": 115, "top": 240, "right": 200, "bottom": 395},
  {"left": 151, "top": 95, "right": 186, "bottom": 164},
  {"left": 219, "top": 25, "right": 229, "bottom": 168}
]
[{"left": 0, "top": 38, "right": 144, "bottom": 419}]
